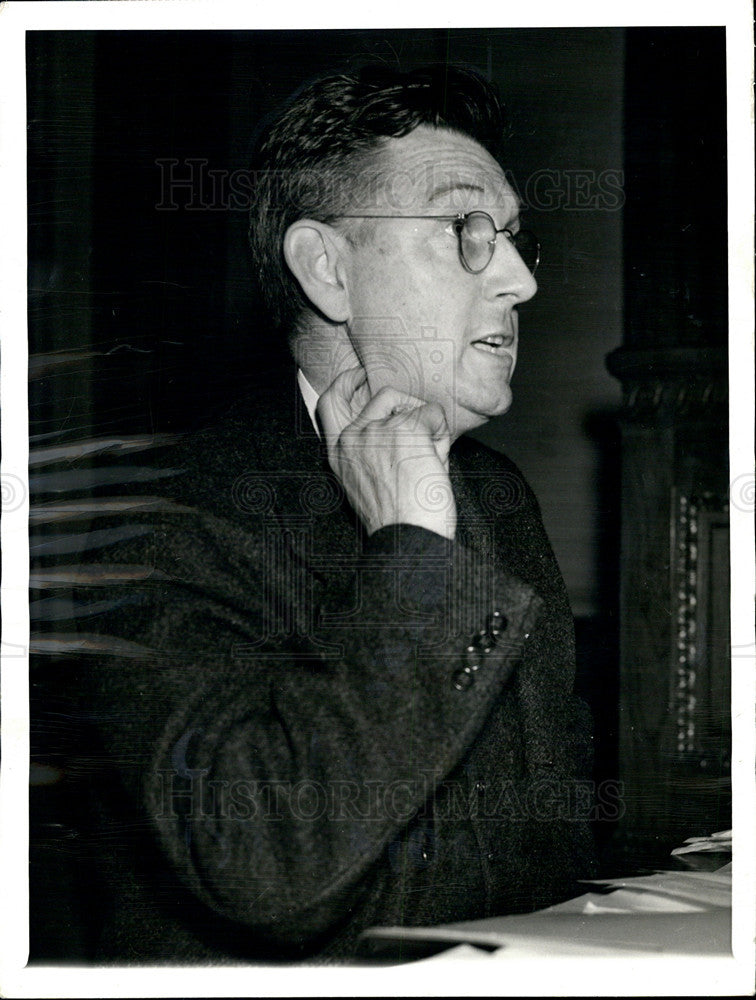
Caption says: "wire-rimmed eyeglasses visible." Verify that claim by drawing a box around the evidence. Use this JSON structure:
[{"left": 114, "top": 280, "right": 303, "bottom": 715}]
[{"left": 334, "top": 211, "right": 540, "bottom": 276}]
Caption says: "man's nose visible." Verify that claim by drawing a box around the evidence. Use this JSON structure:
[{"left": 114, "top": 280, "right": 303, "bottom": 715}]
[{"left": 483, "top": 237, "right": 537, "bottom": 304}]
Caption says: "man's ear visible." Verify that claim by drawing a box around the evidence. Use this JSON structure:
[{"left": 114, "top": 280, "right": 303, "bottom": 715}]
[{"left": 283, "top": 220, "right": 350, "bottom": 324}]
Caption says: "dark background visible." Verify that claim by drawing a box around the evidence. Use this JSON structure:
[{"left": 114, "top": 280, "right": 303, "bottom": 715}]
[{"left": 27, "top": 27, "right": 728, "bottom": 960}]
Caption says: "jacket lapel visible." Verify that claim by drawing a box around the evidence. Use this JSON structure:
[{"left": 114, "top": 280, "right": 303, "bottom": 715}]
[{"left": 244, "top": 370, "right": 364, "bottom": 571}]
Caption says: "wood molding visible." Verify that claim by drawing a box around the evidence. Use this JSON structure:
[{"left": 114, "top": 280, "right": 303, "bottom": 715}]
[{"left": 606, "top": 347, "right": 728, "bottom": 422}]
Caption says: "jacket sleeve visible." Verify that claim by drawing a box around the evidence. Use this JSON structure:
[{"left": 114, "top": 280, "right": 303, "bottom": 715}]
[{"left": 74, "top": 510, "right": 544, "bottom": 951}]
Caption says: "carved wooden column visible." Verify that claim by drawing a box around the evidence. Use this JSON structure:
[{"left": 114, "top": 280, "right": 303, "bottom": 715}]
[
  {"left": 607, "top": 28, "right": 729, "bottom": 868},
  {"left": 606, "top": 346, "right": 730, "bottom": 866}
]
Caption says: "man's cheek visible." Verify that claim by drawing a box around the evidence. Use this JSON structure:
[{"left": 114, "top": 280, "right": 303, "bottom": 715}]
[
  {"left": 418, "top": 341, "right": 457, "bottom": 406},
  {"left": 362, "top": 349, "right": 414, "bottom": 398},
  {"left": 370, "top": 340, "right": 458, "bottom": 416},
  {"left": 349, "top": 315, "right": 422, "bottom": 400}
]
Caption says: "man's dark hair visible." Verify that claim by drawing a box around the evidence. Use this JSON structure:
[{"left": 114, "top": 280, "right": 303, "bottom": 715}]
[{"left": 248, "top": 63, "right": 507, "bottom": 337}]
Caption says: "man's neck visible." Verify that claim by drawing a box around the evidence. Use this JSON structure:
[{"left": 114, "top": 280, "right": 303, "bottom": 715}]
[{"left": 292, "top": 322, "right": 360, "bottom": 397}]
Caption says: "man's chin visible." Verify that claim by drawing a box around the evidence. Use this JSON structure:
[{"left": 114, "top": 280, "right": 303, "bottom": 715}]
[{"left": 448, "top": 394, "right": 512, "bottom": 439}]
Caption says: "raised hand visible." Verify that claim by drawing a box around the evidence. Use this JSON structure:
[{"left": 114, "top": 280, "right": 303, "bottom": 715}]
[{"left": 317, "top": 367, "right": 456, "bottom": 540}]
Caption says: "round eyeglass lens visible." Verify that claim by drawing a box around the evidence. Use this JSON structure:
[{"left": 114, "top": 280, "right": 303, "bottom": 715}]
[
  {"left": 458, "top": 212, "right": 540, "bottom": 275},
  {"left": 458, "top": 212, "right": 496, "bottom": 272}
]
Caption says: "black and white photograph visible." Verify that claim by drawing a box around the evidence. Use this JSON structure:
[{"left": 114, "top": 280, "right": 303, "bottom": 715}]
[{"left": 1, "top": 2, "right": 753, "bottom": 995}]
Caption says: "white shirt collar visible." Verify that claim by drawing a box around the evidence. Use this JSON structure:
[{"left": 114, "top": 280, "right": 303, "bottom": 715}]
[{"left": 297, "top": 368, "right": 321, "bottom": 438}]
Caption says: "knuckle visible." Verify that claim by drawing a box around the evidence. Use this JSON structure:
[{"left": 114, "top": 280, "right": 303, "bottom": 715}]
[{"left": 374, "top": 386, "right": 401, "bottom": 405}]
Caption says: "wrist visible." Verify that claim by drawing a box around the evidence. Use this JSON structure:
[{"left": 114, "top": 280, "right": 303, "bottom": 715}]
[{"left": 368, "top": 515, "right": 455, "bottom": 541}]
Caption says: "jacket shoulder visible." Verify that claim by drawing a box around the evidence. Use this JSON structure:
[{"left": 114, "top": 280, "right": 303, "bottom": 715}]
[{"left": 453, "top": 432, "right": 544, "bottom": 518}]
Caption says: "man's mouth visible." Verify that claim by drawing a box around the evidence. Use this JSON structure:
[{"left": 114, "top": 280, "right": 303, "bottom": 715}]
[{"left": 470, "top": 333, "right": 515, "bottom": 355}]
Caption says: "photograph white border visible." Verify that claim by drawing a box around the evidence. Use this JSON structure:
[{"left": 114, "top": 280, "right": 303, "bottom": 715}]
[{"left": 1, "top": 1, "right": 753, "bottom": 996}]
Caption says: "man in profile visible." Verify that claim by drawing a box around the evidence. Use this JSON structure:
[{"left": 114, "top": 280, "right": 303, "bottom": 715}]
[{"left": 54, "top": 63, "right": 596, "bottom": 962}]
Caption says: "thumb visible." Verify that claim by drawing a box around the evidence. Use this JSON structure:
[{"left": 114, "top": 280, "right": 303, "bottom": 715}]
[
  {"left": 419, "top": 401, "right": 452, "bottom": 464},
  {"left": 417, "top": 401, "right": 450, "bottom": 441}
]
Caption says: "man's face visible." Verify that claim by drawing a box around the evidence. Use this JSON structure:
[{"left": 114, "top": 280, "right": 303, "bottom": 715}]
[{"left": 340, "top": 125, "right": 537, "bottom": 439}]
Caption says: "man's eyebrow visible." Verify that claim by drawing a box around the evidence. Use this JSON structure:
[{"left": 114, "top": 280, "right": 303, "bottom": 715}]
[
  {"left": 426, "top": 180, "right": 523, "bottom": 221},
  {"left": 427, "top": 181, "right": 485, "bottom": 203}
]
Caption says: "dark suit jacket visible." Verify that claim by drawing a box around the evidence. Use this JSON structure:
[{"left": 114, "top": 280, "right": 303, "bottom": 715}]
[{"left": 35, "top": 370, "right": 596, "bottom": 963}]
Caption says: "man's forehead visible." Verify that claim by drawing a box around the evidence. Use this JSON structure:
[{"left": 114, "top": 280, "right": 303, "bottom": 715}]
[
  {"left": 374, "top": 127, "right": 518, "bottom": 213},
  {"left": 425, "top": 171, "right": 517, "bottom": 213}
]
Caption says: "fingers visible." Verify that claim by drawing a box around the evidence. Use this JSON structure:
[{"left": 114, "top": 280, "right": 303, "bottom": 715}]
[
  {"left": 347, "top": 388, "right": 450, "bottom": 444},
  {"left": 315, "top": 371, "right": 454, "bottom": 537},
  {"left": 318, "top": 370, "right": 451, "bottom": 456},
  {"left": 415, "top": 400, "right": 449, "bottom": 441},
  {"left": 319, "top": 371, "right": 418, "bottom": 432},
  {"left": 349, "top": 386, "right": 425, "bottom": 428},
  {"left": 316, "top": 367, "right": 368, "bottom": 441}
]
